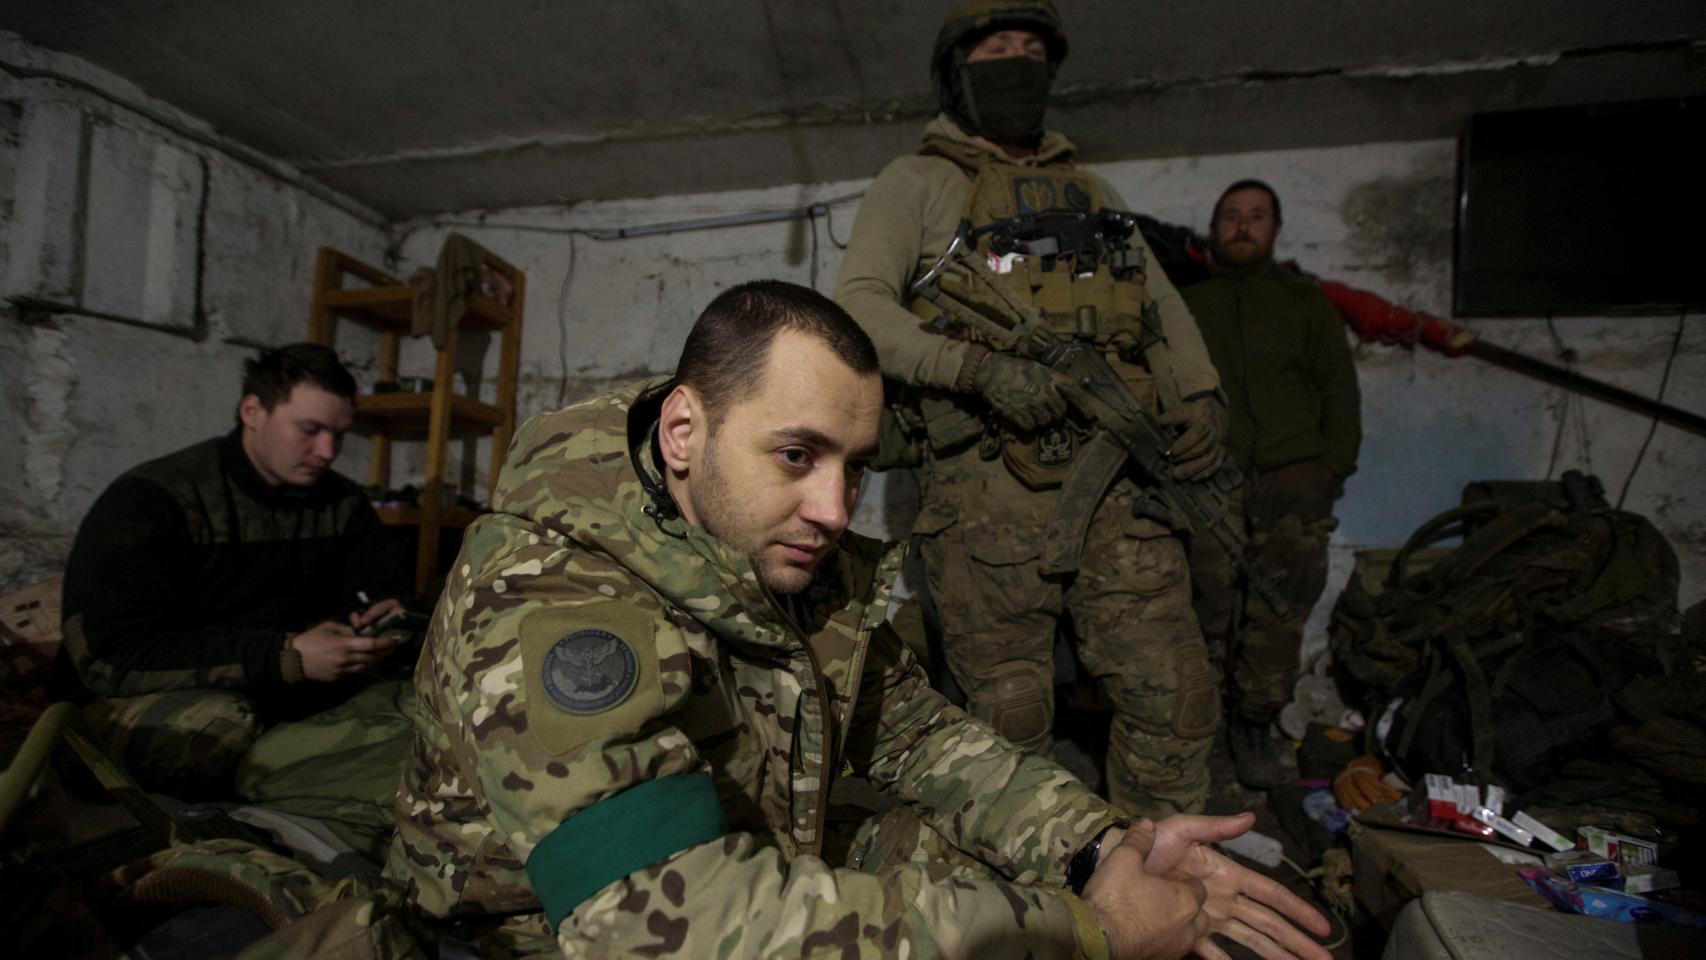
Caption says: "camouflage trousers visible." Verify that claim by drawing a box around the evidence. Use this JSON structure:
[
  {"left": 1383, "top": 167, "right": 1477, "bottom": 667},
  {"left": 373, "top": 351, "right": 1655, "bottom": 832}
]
[
  {"left": 1186, "top": 459, "right": 1339, "bottom": 721},
  {"left": 914, "top": 449, "right": 1218, "bottom": 818},
  {"left": 80, "top": 688, "right": 260, "bottom": 799}
]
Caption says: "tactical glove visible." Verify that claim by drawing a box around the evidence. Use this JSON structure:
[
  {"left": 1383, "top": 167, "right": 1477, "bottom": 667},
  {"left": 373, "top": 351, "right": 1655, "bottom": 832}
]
[
  {"left": 1159, "top": 391, "right": 1228, "bottom": 481},
  {"left": 966, "top": 351, "right": 1069, "bottom": 432}
]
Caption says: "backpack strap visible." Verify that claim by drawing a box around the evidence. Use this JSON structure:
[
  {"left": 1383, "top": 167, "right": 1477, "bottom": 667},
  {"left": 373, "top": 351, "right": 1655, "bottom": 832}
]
[
  {"left": 1445, "top": 630, "right": 1497, "bottom": 775},
  {"left": 1435, "top": 500, "right": 1566, "bottom": 588},
  {"left": 1390, "top": 503, "right": 1499, "bottom": 590}
]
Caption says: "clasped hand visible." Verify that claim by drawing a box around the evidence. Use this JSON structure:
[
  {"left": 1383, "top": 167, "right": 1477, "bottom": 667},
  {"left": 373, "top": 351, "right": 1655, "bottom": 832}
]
[
  {"left": 289, "top": 598, "right": 406, "bottom": 682},
  {"left": 1083, "top": 812, "right": 1331, "bottom": 960}
]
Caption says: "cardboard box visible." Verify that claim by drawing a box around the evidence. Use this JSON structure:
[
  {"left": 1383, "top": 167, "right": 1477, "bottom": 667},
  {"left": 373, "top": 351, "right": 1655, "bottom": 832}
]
[
  {"left": 1351, "top": 822, "right": 1546, "bottom": 928},
  {"left": 1543, "top": 849, "right": 1620, "bottom": 884}
]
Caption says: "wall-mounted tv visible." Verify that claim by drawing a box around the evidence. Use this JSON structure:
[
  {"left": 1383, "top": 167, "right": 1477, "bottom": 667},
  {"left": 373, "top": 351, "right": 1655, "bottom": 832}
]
[{"left": 1454, "top": 97, "right": 1703, "bottom": 317}]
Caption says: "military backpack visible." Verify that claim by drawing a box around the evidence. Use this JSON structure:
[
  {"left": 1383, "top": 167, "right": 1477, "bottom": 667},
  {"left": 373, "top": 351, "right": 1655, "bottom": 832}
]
[{"left": 1329, "top": 471, "right": 1683, "bottom": 790}]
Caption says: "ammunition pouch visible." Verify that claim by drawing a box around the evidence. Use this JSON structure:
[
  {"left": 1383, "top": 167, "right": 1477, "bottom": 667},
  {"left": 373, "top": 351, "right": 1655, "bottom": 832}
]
[{"left": 905, "top": 159, "right": 1163, "bottom": 494}]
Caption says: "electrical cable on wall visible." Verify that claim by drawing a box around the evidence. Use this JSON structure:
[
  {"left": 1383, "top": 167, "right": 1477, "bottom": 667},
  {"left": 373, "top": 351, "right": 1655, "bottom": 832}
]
[
  {"left": 556, "top": 234, "right": 578, "bottom": 405},
  {"left": 398, "top": 191, "right": 868, "bottom": 401},
  {"left": 807, "top": 208, "right": 821, "bottom": 292},
  {"left": 1542, "top": 313, "right": 1597, "bottom": 480},
  {"left": 1616, "top": 311, "right": 1688, "bottom": 509},
  {"left": 824, "top": 204, "right": 850, "bottom": 250}
]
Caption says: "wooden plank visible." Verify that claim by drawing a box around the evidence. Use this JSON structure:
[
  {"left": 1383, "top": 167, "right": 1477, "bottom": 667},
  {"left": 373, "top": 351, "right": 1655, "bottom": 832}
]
[
  {"left": 320, "top": 286, "right": 412, "bottom": 331},
  {"left": 321, "top": 286, "right": 514, "bottom": 333},
  {"left": 368, "top": 331, "right": 401, "bottom": 490},
  {"left": 354, "top": 392, "right": 503, "bottom": 436},
  {"left": 325, "top": 248, "right": 403, "bottom": 288},
  {"left": 416, "top": 320, "right": 460, "bottom": 595},
  {"left": 307, "top": 247, "right": 338, "bottom": 345}
]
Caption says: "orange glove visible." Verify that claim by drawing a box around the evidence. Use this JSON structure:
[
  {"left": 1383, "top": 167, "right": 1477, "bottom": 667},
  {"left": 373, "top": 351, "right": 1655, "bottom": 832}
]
[{"left": 1332, "top": 755, "right": 1404, "bottom": 811}]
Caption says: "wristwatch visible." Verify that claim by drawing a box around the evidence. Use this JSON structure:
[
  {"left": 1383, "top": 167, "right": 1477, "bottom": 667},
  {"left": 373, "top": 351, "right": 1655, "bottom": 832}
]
[{"left": 1067, "top": 818, "right": 1131, "bottom": 896}]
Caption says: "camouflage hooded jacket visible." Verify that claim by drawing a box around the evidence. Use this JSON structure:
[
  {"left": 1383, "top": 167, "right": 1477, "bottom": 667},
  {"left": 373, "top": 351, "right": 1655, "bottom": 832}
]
[{"left": 387, "top": 379, "right": 1123, "bottom": 958}]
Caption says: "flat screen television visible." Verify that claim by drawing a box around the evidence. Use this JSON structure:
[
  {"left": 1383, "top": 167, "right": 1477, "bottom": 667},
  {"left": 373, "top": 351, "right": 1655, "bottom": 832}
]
[{"left": 1454, "top": 97, "right": 1704, "bottom": 317}]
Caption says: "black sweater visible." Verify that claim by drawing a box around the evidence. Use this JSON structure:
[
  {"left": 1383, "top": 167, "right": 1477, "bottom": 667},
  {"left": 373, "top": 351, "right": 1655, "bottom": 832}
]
[{"left": 56, "top": 431, "right": 404, "bottom": 698}]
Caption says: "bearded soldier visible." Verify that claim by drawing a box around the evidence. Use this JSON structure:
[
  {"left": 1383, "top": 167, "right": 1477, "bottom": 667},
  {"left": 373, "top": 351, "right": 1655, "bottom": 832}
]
[
  {"left": 1182, "top": 180, "right": 1362, "bottom": 788},
  {"left": 387, "top": 281, "right": 1329, "bottom": 959},
  {"left": 835, "top": 0, "right": 1229, "bottom": 817}
]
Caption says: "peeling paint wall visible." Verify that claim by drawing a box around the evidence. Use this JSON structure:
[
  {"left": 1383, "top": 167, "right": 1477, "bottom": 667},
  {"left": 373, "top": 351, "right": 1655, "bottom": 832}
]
[
  {"left": 0, "top": 37, "right": 390, "bottom": 592},
  {"left": 395, "top": 138, "right": 1704, "bottom": 659},
  {"left": 3, "top": 33, "right": 1698, "bottom": 672}
]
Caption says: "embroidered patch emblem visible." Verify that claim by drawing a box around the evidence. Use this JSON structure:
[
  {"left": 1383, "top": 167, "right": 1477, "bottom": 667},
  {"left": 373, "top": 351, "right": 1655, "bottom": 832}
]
[
  {"left": 1014, "top": 177, "right": 1059, "bottom": 214},
  {"left": 1038, "top": 426, "right": 1075, "bottom": 466},
  {"left": 541, "top": 629, "right": 638, "bottom": 714}
]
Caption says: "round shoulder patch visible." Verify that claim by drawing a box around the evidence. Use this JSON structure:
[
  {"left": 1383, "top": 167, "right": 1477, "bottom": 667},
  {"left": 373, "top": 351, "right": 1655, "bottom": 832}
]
[{"left": 541, "top": 628, "right": 639, "bottom": 715}]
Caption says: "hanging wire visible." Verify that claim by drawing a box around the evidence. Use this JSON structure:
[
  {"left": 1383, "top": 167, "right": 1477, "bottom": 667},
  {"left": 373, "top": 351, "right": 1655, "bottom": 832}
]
[
  {"left": 1541, "top": 313, "right": 1596, "bottom": 478},
  {"left": 1543, "top": 313, "right": 1572, "bottom": 480},
  {"left": 393, "top": 191, "right": 866, "bottom": 402},
  {"left": 1616, "top": 310, "right": 1688, "bottom": 509},
  {"left": 1544, "top": 389, "right": 1570, "bottom": 482},
  {"left": 555, "top": 234, "right": 577, "bottom": 405},
  {"left": 1573, "top": 390, "right": 1595, "bottom": 477},
  {"left": 807, "top": 208, "right": 821, "bottom": 291},
  {"left": 824, "top": 203, "right": 850, "bottom": 250}
]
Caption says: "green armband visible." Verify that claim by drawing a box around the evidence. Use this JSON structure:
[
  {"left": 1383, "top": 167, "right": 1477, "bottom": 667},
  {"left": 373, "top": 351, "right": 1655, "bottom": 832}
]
[{"left": 526, "top": 773, "right": 727, "bottom": 930}]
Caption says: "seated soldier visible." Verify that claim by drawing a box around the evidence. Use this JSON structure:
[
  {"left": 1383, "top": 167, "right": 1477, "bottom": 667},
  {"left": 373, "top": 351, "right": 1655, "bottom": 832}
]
[
  {"left": 56, "top": 343, "right": 409, "bottom": 797},
  {"left": 388, "top": 281, "right": 1330, "bottom": 959}
]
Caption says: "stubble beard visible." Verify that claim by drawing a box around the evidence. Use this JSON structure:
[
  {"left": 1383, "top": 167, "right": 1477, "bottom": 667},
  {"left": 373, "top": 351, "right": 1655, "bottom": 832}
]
[
  {"left": 1214, "top": 232, "right": 1271, "bottom": 267},
  {"left": 691, "top": 435, "right": 813, "bottom": 596}
]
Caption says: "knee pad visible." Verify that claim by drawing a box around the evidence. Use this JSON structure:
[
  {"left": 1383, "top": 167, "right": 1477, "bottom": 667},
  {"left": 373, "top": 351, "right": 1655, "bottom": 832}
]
[
  {"left": 1107, "top": 640, "right": 1221, "bottom": 742},
  {"left": 976, "top": 661, "right": 1053, "bottom": 751}
]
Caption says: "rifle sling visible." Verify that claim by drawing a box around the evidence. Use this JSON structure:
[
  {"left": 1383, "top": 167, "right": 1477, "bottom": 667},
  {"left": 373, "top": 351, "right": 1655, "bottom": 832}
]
[{"left": 1039, "top": 431, "right": 1128, "bottom": 576}]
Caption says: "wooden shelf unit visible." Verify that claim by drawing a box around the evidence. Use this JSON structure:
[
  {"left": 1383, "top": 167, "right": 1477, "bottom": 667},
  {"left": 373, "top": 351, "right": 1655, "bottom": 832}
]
[{"left": 307, "top": 246, "right": 526, "bottom": 596}]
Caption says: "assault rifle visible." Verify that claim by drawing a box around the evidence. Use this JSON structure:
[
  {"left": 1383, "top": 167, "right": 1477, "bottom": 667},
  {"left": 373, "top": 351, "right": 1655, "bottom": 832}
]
[{"left": 912, "top": 219, "right": 1289, "bottom": 616}]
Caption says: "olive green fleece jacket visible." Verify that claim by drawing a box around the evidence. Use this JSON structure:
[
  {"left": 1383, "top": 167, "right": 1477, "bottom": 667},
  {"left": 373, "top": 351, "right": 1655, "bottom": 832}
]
[
  {"left": 834, "top": 115, "right": 1220, "bottom": 408},
  {"left": 1181, "top": 260, "right": 1361, "bottom": 479}
]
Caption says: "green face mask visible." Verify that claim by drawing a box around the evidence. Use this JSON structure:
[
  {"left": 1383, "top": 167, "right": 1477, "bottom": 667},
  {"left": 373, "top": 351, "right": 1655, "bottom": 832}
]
[{"left": 958, "top": 56, "right": 1051, "bottom": 144}]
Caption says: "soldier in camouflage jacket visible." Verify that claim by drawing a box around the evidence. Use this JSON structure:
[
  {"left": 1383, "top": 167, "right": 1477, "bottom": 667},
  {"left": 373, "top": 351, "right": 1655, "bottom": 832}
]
[{"left": 387, "top": 282, "right": 1330, "bottom": 960}]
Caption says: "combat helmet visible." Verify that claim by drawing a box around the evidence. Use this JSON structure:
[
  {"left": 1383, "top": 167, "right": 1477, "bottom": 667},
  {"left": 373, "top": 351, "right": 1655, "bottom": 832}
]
[{"left": 931, "top": 0, "right": 1069, "bottom": 125}]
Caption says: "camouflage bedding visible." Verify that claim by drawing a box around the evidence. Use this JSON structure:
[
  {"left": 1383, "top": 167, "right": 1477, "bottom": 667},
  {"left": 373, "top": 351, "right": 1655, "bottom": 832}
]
[{"left": 236, "top": 679, "right": 415, "bottom": 864}]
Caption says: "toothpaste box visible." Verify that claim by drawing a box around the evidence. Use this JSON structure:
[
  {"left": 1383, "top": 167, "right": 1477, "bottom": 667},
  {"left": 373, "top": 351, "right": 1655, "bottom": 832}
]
[
  {"left": 1544, "top": 849, "right": 1620, "bottom": 884},
  {"left": 1457, "top": 783, "right": 1479, "bottom": 814},
  {"left": 1451, "top": 814, "right": 1495, "bottom": 838},
  {"left": 1425, "top": 774, "right": 1458, "bottom": 819},
  {"left": 1511, "top": 811, "right": 1574, "bottom": 852},
  {"left": 1484, "top": 785, "right": 1507, "bottom": 816},
  {"left": 1619, "top": 862, "right": 1680, "bottom": 894},
  {"left": 1578, "top": 827, "right": 1658, "bottom": 867},
  {"left": 1470, "top": 806, "right": 1536, "bottom": 847}
]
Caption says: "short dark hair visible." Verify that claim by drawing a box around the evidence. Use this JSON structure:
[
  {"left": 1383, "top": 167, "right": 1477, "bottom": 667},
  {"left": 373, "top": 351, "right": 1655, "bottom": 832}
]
[
  {"left": 1212, "top": 179, "right": 1283, "bottom": 227},
  {"left": 675, "top": 280, "right": 879, "bottom": 422},
  {"left": 242, "top": 343, "right": 357, "bottom": 411}
]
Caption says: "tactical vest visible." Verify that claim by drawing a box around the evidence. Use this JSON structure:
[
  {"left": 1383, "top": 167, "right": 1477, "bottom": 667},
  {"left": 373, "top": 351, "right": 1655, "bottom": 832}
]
[{"left": 912, "top": 139, "right": 1163, "bottom": 488}]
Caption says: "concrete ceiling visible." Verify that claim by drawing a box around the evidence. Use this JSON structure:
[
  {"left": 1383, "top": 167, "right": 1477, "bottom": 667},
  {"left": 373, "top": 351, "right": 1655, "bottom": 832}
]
[{"left": 4, "top": 1, "right": 1703, "bottom": 220}]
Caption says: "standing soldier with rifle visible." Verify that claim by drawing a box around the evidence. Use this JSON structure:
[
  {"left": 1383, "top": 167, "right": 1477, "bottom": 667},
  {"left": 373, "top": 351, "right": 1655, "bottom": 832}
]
[{"left": 835, "top": 0, "right": 1231, "bottom": 817}]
